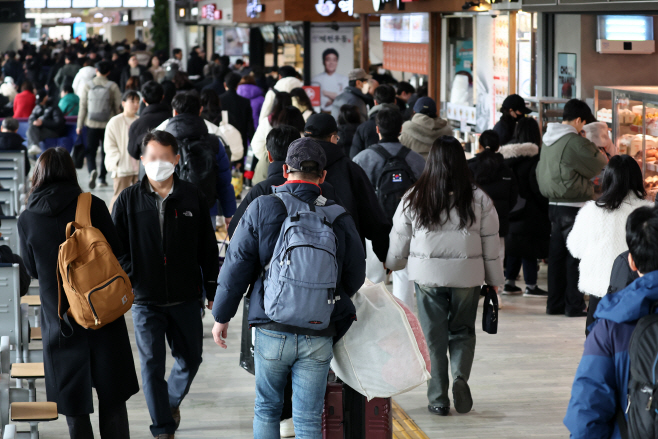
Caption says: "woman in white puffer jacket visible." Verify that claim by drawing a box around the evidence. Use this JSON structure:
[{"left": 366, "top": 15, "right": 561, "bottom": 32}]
[
  {"left": 386, "top": 136, "right": 503, "bottom": 417},
  {"left": 567, "top": 154, "right": 651, "bottom": 332}
]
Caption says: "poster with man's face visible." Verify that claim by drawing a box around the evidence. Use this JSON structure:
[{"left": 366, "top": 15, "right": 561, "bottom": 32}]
[{"left": 310, "top": 27, "right": 354, "bottom": 112}]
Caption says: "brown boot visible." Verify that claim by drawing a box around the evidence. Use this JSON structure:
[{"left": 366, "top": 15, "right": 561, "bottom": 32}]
[{"left": 171, "top": 406, "right": 181, "bottom": 430}]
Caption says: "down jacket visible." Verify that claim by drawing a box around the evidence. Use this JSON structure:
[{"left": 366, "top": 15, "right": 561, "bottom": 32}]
[
  {"left": 259, "top": 76, "right": 303, "bottom": 120},
  {"left": 567, "top": 194, "right": 651, "bottom": 298},
  {"left": 386, "top": 187, "right": 504, "bottom": 288},
  {"left": 399, "top": 113, "right": 453, "bottom": 159},
  {"left": 564, "top": 271, "right": 658, "bottom": 439}
]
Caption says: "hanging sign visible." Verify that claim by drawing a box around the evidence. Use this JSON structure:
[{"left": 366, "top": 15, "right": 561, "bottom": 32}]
[
  {"left": 303, "top": 86, "right": 322, "bottom": 108},
  {"left": 316, "top": 0, "right": 336, "bottom": 16}
]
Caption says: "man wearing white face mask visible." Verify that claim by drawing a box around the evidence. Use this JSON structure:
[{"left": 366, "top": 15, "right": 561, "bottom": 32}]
[{"left": 112, "top": 130, "right": 219, "bottom": 439}]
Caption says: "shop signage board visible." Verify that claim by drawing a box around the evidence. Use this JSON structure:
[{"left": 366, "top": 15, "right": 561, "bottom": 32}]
[
  {"left": 316, "top": 0, "right": 336, "bottom": 16},
  {"left": 382, "top": 42, "right": 428, "bottom": 75},
  {"left": 492, "top": 15, "right": 509, "bottom": 127},
  {"left": 303, "top": 86, "right": 322, "bottom": 108},
  {"left": 310, "top": 27, "right": 354, "bottom": 112},
  {"left": 557, "top": 52, "right": 576, "bottom": 99}
]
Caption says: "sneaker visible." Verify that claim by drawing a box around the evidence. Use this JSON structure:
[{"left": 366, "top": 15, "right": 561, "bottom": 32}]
[
  {"left": 427, "top": 405, "right": 450, "bottom": 416},
  {"left": 27, "top": 145, "right": 42, "bottom": 155},
  {"left": 98, "top": 180, "right": 108, "bottom": 188},
  {"left": 502, "top": 284, "right": 522, "bottom": 295},
  {"left": 452, "top": 377, "right": 473, "bottom": 414},
  {"left": 171, "top": 406, "right": 180, "bottom": 430},
  {"left": 524, "top": 286, "right": 548, "bottom": 297},
  {"left": 280, "top": 418, "right": 295, "bottom": 437},
  {"left": 89, "top": 170, "right": 98, "bottom": 189}
]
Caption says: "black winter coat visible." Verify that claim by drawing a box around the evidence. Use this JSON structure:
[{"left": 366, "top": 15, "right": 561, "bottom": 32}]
[
  {"left": 0, "top": 131, "right": 29, "bottom": 176},
  {"left": 607, "top": 251, "right": 639, "bottom": 295},
  {"left": 499, "top": 142, "right": 551, "bottom": 258},
  {"left": 493, "top": 113, "right": 518, "bottom": 146},
  {"left": 18, "top": 183, "right": 139, "bottom": 416},
  {"left": 227, "top": 160, "right": 341, "bottom": 238},
  {"left": 468, "top": 148, "right": 518, "bottom": 237},
  {"left": 349, "top": 104, "right": 398, "bottom": 159},
  {"left": 112, "top": 175, "right": 219, "bottom": 305},
  {"left": 316, "top": 139, "right": 391, "bottom": 261},
  {"left": 337, "top": 122, "right": 359, "bottom": 158},
  {"left": 219, "top": 89, "right": 254, "bottom": 156},
  {"left": 127, "top": 102, "right": 172, "bottom": 160},
  {"left": 29, "top": 102, "right": 66, "bottom": 136}
]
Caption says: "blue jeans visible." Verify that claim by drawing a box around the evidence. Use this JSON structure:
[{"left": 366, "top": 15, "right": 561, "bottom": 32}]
[
  {"left": 131, "top": 301, "right": 203, "bottom": 436},
  {"left": 253, "top": 328, "right": 333, "bottom": 439}
]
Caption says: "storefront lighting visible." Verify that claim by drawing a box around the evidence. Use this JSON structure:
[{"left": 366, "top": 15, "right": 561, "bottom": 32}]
[
  {"left": 143, "top": 20, "right": 148, "bottom": 26},
  {"left": 178, "top": 8, "right": 186, "bottom": 18},
  {"left": 94, "top": 12, "right": 103, "bottom": 18},
  {"left": 191, "top": 7, "right": 198, "bottom": 16},
  {"left": 122, "top": 14, "right": 129, "bottom": 22},
  {"left": 461, "top": 0, "right": 480, "bottom": 9}
]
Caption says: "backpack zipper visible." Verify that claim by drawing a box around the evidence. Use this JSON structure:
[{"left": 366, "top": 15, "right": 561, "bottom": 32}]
[{"left": 87, "top": 275, "right": 124, "bottom": 326}]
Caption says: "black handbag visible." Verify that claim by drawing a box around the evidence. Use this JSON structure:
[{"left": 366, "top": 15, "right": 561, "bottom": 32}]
[
  {"left": 481, "top": 285, "right": 499, "bottom": 335},
  {"left": 239, "top": 295, "right": 255, "bottom": 375},
  {"left": 71, "top": 134, "right": 85, "bottom": 169}
]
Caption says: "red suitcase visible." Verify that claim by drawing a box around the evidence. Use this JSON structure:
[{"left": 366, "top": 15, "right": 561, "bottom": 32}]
[{"left": 322, "top": 381, "right": 345, "bottom": 439}]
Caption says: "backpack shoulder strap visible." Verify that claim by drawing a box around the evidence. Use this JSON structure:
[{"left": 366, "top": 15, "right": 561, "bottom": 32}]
[
  {"left": 369, "top": 144, "right": 392, "bottom": 161},
  {"left": 395, "top": 146, "right": 411, "bottom": 161},
  {"left": 74, "top": 192, "right": 92, "bottom": 227},
  {"left": 273, "top": 192, "right": 314, "bottom": 215}
]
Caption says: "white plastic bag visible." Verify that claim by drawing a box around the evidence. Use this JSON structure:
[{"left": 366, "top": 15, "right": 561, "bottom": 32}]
[
  {"left": 331, "top": 281, "right": 431, "bottom": 400},
  {"left": 218, "top": 110, "right": 244, "bottom": 162}
]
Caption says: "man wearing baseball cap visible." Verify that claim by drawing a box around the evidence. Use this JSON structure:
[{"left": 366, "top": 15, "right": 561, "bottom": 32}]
[
  {"left": 212, "top": 137, "right": 365, "bottom": 438},
  {"left": 493, "top": 94, "right": 532, "bottom": 146},
  {"left": 400, "top": 96, "right": 453, "bottom": 159},
  {"left": 330, "top": 68, "right": 372, "bottom": 122}
]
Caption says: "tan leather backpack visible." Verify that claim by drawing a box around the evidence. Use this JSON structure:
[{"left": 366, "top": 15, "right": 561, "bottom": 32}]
[{"left": 57, "top": 193, "right": 133, "bottom": 329}]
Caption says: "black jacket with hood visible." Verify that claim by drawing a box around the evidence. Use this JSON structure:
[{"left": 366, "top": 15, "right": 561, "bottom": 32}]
[
  {"left": 128, "top": 102, "right": 172, "bottom": 160},
  {"left": 468, "top": 148, "right": 519, "bottom": 237},
  {"left": 18, "top": 183, "right": 139, "bottom": 415},
  {"left": 315, "top": 138, "right": 391, "bottom": 261},
  {"left": 112, "top": 174, "right": 219, "bottom": 305}
]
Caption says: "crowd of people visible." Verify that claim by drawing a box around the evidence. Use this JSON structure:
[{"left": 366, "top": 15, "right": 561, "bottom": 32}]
[{"left": 4, "top": 35, "right": 656, "bottom": 439}]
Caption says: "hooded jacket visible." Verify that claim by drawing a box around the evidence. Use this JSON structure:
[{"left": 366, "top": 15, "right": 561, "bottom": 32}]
[
  {"left": 127, "top": 102, "right": 172, "bottom": 160},
  {"left": 468, "top": 149, "right": 518, "bottom": 237},
  {"left": 237, "top": 83, "right": 265, "bottom": 130},
  {"left": 331, "top": 86, "right": 370, "bottom": 123},
  {"left": 564, "top": 271, "right": 658, "bottom": 439},
  {"left": 536, "top": 123, "right": 608, "bottom": 203},
  {"left": 399, "top": 113, "right": 453, "bottom": 159},
  {"left": 499, "top": 142, "right": 549, "bottom": 258},
  {"left": 386, "top": 187, "right": 504, "bottom": 288},
  {"left": 212, "top": 182, "right": 365, "bottom": 342},
  {"left": 58, "top": 92, "right": 79, "bottom": 116},
  {"left": 259, "top": 76, "right": 304, "bottom": 120},
  {"left": 112, "top": 175, "right": 219, "bottom": 305},
  {"left": 349, "top": 103, "right": 399, "bottom": 159},
  {"left": 163, "top": 113, "right": 236, "bottom": 217},
  {"left": 18, "top": 183, "right": 139, "bottom": 415},
  {"left": 567, "top": 194, "right": 652, "bottom": 298},
  {"left": 72, "top": 66, "right": 96, "bottom": 97}
]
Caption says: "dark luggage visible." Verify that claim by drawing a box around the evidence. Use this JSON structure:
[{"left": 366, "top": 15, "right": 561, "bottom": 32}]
[{"left": 323, "top": 375, "right": 393, "bottom": 439}]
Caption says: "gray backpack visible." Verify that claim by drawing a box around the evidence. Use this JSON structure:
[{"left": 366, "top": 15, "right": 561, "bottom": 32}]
[
  {"left": 87, "top": 82, "right": 112, "bottom": 122},
  {"left": 264, "top": 192, "right": 347, "bottom": 330}
]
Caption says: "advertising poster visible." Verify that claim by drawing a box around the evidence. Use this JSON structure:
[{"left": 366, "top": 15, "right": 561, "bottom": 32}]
[
  {"left": 558, "top": 53, "right": 577, "bottom": 99},
  {"left": 310, "top": 27, "right": 354, "bottom": 112},
  {"left": 214, "top": 29, "right": 224, "bottom": 55},
  {"left": 492, "top": 15, "right": 509, "bottom": 128},
  {"left": 475, "top": 14, "right": 494, "bottom": 132},
  {"left": 455, "top": 40, "right": 473, "bottom": 73}
]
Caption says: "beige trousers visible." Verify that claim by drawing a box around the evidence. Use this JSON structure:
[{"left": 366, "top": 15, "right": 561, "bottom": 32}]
[{"left": 109, "top": 175, "right": 139, "bottom": 213}]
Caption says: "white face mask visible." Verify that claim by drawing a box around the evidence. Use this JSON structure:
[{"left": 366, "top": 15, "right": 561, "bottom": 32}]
[{"left": 144, "top": 160, "right": 175, "bottom": 182}]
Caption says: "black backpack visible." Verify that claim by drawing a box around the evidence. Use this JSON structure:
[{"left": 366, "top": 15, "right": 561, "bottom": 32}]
[
  {"left": 370, "top": 145, "right": 417, "bottom": 221},
  {"left": 177, "top": 136, "right": 218, "bottom": 209},
  {"left": 623, "top": 305, "right": 658, "bottom": 439}
]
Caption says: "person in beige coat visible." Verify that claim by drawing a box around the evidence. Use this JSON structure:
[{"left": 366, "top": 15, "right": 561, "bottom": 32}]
[
  {"left": 104, "top": 91, "right": 141, "bottom": 211},
  {"left": 386, "top": 135, "right": 503, "bottom": 417},
  {"left": 399, "top": 97, "right": 453, "bottom": 159}
]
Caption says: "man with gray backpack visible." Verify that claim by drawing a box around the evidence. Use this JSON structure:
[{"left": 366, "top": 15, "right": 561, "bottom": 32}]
[
  {"left": 211, "top": 137, "right": 366, "bottom": 438},
  {"left": 77, "top": 60, "right": 122, "bottom": 189}
]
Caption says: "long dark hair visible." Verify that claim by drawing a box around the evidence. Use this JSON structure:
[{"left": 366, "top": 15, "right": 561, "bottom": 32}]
[
  {"left": 511, "top": 117, "right": 541, "bottom": 146},
  {"left": 269, "top": 92, "right": 293, "bottom": 127},
  {"left": 290, "top": 87, "right": 315, "bottom": 114},
  {"left": 29, "top": 147, "right": 81, "bottom": 198},
  {"left": 595, "top": 154, "right": 646, "bottom": 211},
  {"left": 405, "top": 136, "right": 476, "bottom": 229}
]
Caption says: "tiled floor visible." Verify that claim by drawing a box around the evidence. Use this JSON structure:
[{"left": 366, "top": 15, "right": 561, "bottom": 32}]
[{"left": 23, "top": 168, "right": 585, "bottom": 438}]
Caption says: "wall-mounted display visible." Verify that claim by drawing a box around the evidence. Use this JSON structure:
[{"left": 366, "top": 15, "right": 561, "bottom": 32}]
[
  {"left": 25, "top": 0, "right": 46, "bottom": 8},
  {"left": 47, "top": 0, "right": 71, "bottom": 7},
  {"left": 380, "top": 13, "right": 428, "bottom": 44}
]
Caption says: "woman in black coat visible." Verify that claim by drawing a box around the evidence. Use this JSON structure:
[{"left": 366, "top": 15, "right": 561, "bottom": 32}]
[
  {"left": 336, "top": 104, "right": 361, "bottom": 158},
  {"left": 18, "top": 148, "right": 138, "bottom": 439},
  {"left": 498, "top": 118, "right": 550, "bottom": 297}
]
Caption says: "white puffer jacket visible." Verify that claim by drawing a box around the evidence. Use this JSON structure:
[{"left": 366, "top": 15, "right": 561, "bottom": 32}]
[
  {"left": 386, "top": 188, "right": 504, "bottom": 288},
  {"left": 567, "top": 194, "right": 652, "bottom": 297}
]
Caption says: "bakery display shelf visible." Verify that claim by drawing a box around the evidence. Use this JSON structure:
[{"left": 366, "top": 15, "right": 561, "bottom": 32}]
[{"left": 647, "top": 163, "right": 658, "bottom": 172}]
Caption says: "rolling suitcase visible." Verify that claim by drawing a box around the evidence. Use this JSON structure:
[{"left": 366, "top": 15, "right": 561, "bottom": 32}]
[{"left": 322, "top": 380, "right": 344, "bottom": 439}]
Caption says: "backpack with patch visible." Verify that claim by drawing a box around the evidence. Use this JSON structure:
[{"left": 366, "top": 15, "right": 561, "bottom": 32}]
[
  {"left": 87, "top": 82, "right": 113, "bottom": 122},
  {"left": 623, "top": 305, "right": 658, "bottom": 439},
  {"left": 264, "top": 192, "right": 347, "bottom": 330},
  {"left": 177, "top": 135, "right": 218, "bottom": 209},
  {"left": 370, "top": 145, "right": 417, "bottom": 221}
]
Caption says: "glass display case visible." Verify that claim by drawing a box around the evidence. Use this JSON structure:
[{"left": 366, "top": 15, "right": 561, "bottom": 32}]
[{"left": 594, "top": 86, "right": 658, "bottom": 198}]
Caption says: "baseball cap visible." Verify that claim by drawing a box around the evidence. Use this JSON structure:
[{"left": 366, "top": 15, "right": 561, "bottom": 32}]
[
  {"left": 286, "top": 137, "right": 327, "bottom": 174},
  {"left": 348, "top": 68, "right": 372, "bottom": 81},
  {"left": 304, "top": 113, "right": 338, "bottom": 139},
  {"left": 501, "top": 94, "right": 532, "bottom": 114},
  {"left": 413, "top": 97, "right": 437, "bottom": 118}
]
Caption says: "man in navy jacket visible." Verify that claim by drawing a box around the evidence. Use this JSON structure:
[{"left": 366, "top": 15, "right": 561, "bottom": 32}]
[
  {"left": 211, "top": 137, "right": 365, "bottom": 438},
  {"left": 565, "top": 206, "right": 658, "bottom": 438}
]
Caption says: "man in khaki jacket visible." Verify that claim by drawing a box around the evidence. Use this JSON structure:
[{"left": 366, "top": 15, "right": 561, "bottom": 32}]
[{"left": 77, "top": 60, "right": 122, "bottom": 189}]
